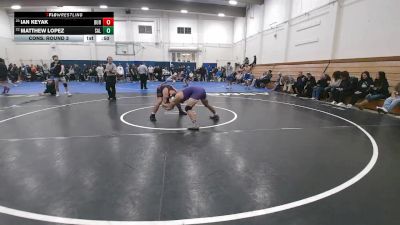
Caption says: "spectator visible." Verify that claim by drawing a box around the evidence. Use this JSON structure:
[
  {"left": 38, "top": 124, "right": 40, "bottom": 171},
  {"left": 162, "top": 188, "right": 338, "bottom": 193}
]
[
  {"left": 331, "top": 71, "right": 354, "bottom": 106},
  {"left": 200, "top": 66, "right": 207, "bottom": 82},
  {"left": 148, "top": 65, "right": 155, "bottom": 81},
  {"left": 377, "top": 82, "right": 400, "bottom": 114},
  {"left": 348, "top": 71, "right": 374, "bottom": 107},
  {"left": 138, "top": 63, "right": 148, "bottom": 90},
  {"left": 301, "top": 73, "right": 317, "bottom": 98},
  {"left": 292, "top": 72, "right": 306, "bottom": 96},
  {"left": 326, "top": 71, "right": 342, "bottom": 101},
  {"left": 67, "top": 65, "right": 75, "bottom": 81},
  {"left": 42, "top": 64, "right": 50, "bottom": 79},
  {"left": 125, "top": 63, "right": 130, "bottom": 81},
  {"left": 274, "top": 73, "right": 284, "bottom": 91},
  {"left": 250, "top": 55, "right": 257, "bottom": 67},
  {"left": 130, "top": 64, "right": 138, "bottom": 81},
  {"left": 154, "top": 66, "right": 162, "bottom": 81},
  {"left": 243, "top": 72, "right": 253, "bottom": 89},
  {"left": 356, "top": 71, "right": 389, "bottom": 110},
  {"left": 117, "top": 64, "right": 124, "bottom": 80},
  {"left": 282, "top": 75, "right": 295, "bottom": 93},
  {"left": 253, "top": 70, "right": 272, "bottom": 88},
  {"left": 243, "top": 57, "right": 249, "bottom": 66},
  {"left": 312, "top": 74, "right": 330, "bottom": 100},
  {"left": 0, "top": 58, "right": 10, "bottom": 94},
  {"left": 96, "top": 64, "right": 105, "bottom": 83}
]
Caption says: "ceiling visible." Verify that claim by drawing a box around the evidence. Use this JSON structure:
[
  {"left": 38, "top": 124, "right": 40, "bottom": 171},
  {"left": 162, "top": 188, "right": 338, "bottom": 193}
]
[{"left": 0, "top": 0, "right": 264, "bottom": 17}]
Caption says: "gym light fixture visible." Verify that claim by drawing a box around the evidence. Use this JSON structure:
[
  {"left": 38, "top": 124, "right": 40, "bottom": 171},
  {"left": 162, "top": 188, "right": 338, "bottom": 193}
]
[
  {"left": 11, "top": 5, "right": 21, "bottom": 10},
  {"left": 229, "top": 0, "right": 238, "bottom": 5}
]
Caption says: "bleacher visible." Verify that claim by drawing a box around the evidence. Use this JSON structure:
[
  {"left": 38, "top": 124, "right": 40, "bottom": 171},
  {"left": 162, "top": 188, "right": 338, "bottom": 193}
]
[{"left": 251, "top": 56, "right": 400, "bottom": 115}]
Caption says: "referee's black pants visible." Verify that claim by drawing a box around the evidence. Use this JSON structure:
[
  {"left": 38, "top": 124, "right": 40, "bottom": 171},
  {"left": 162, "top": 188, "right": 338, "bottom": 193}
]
[
  {"left": 139, "top": 73, "right": 148, "bottom": 89},
  {"left": 106, "top": 76, "right": 116, "bottom": 99}
]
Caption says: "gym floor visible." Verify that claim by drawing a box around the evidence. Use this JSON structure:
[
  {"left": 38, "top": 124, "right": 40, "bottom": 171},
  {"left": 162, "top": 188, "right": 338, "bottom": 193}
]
[{"left": 0, "top": 90, "right": 399, "bottom": 225}]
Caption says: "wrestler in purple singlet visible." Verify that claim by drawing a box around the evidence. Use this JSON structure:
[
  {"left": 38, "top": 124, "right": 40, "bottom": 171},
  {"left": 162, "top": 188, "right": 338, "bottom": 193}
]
[{"left": 181, "top": 86, "right": 207, "bottom": 102}]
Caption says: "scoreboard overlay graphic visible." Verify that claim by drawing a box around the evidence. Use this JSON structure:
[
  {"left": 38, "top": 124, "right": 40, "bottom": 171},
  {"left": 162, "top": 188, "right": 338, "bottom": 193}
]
[{"left": 14, "top": 12, "right": 114, "bottom": 43}]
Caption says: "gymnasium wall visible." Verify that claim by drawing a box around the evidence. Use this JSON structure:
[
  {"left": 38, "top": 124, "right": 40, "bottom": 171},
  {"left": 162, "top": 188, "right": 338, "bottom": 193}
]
[
  {"left": 235, "top": 0, "right": 400, "bottom": 64},
  {"left": 0, "top": 9, "right": 235, "bottom": 67}
]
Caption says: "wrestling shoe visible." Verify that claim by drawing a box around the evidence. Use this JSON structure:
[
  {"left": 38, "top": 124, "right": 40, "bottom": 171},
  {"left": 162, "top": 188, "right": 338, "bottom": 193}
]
[
  {"left": 188, "top": 126, "right": 200, "bottom": 131},
  {"left": 210, "top": 114, "right": 220, "bottom": 121},
  {"left": 150, "top": 114, "right": 157, "bottom": 121}
]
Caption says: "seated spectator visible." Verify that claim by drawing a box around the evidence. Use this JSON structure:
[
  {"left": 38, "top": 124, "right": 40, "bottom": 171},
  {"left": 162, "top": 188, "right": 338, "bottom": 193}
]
[
  {"left": 282, "top": 75, "right": 295, "bottom": 93},
  {"left": 312, "top": 74, "right": 330, "bottom": 100},
  {"left": 243, "top": 72, "right": 253, "bottom": 89},
  {"left": 274, "top": 73, "right": 283, "bottom": 91},
  {"left": 300, "top": 73, "right": 316, "bottom": 98},
  {"left": 326, "top": 71, "right": 342, "bottom": 101},
  {"left": 253, "top": 70, "right": 272, "bottom": 88},
  {"left": 292, "top": 72, "right": 306, "bottom": 95},
  {"left": 331, "top": 71, "right": 354, "bottom": 107},
  {"left": 348, "top": 71, "right": 374, "bottom": 107},
  {"left": 377, "top": 82, "right": 400, "bottom": 114},
  {"left": 356, "top": 71, "right": 389, "bottom": 110}
]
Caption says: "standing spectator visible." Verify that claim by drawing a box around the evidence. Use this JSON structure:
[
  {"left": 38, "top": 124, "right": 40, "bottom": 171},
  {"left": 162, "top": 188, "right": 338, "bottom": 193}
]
[
  {"left": 154, "top": 66, "right": 162, "bottom": 81},
  {"left": 96, "top": 64, "right": 104, "bottom": 84},
  {"left": 348, "top": 71, "right": 374, "bottom": 107},
  {"left": 96, "top": 64, "right": 105, "bottom": 83},
  {"left": 50, "top": 55, "right": 71, "bottom": 97},
  {"left": 138, "top": 63, "right": 148, "bottom": 90},
  {"left": 0, "top": 58, "right": 10, "bottom": 94},
  {"left": 130, "top": 64, "right": 138, "bottom": 81},
  {"left": 356, "top": 71, "right": 389, "bottom": 110},
  {"left": 312, "top": 74, "right": 330, "bottom": 100},
  {"left": 243, "top": 57, "right": 249, "bottom": 66},
  {"left": 125, "top": 63, "right": 130, "bottom": 81},
  {"left": 200, "top": 66, "right": 207, "bottom": 82},
  {"left": 148, "top": 65, "right": 155, "bottom": 81},
  {"left": 104, "top": 56, "right": 117, "bottom": 101},
  {"left": 250, "top": 55, "right": 257, "bottom": 67},
  {"left": 377, "top": 82, "right": 400, "bottom": 114}
]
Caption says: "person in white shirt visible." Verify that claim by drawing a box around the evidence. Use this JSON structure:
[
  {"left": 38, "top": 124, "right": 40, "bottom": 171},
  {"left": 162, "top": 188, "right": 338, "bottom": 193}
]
[
  {"left": 148, "top": 65, "right": 155, "bottom": 81},
  {"left": 117, "top": 64, "right": 124, "bottom": 79},
  {"left": 96, "top": 64, "right": 104, "bottom": 83},
  {"left": 138, "top": 63, "right": 148, "bottom": 90}
]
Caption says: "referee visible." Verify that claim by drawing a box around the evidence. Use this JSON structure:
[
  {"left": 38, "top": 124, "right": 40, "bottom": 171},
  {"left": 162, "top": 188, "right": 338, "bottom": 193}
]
[
  {"left": 138, "top": 62, "right": 148, "bottom": 90},
  {"left": 105, "top": 56, "right": 117, "bottom": 101}
]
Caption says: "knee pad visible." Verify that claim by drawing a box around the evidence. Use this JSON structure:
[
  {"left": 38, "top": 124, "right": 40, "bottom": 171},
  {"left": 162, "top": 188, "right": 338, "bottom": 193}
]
[
  {"left": 185, "top": 105, "right": 193, "bottom": 112},
  {"left": 63, "top": 83, "right": 68, "bottom": 88}
]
